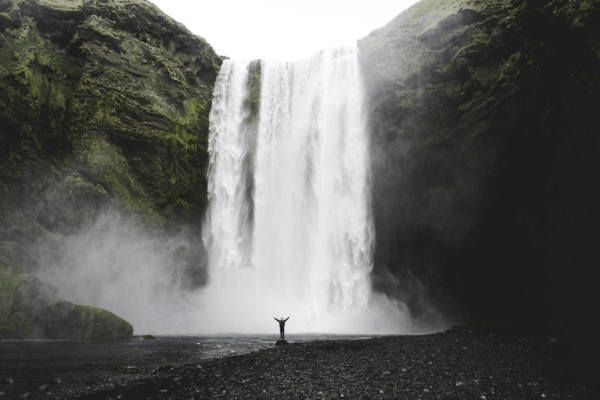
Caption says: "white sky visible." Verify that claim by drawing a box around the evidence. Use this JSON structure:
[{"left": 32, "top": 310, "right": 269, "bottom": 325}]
[{"left": 148, "top": 0, "right": 420, "bottom": 61}]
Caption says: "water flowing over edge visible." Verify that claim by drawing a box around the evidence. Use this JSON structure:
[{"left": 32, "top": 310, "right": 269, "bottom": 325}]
[
  {"left": 201, "top": 47, "right": 415, "bottom": 334},
  {"left": 34, "top": 48, "right": 443, "bottom": 335}
]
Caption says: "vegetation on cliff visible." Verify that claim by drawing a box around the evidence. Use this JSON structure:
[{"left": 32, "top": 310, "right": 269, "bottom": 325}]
[
  {"left": 1, "top": 263, "right": 133, "bottom": 339},
  {"left": 359, "top": 0, "right": 600, "bottom": 381},
  {"left": 0, "top": 0, "right": 221, "bottom": 338},
  {"left": 0, "top": 0, "right": 222, "bottom": 234},
  {"left": 0, "top": 0, "right": 597, "bottom": 380}
]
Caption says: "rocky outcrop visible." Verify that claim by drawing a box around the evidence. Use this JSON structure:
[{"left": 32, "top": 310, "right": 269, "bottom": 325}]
[
  {"left": 1, "top": 263, "right": 133, "bottom": 339},
  {"left": 0, "top": 0, "right": 222, "bottom": 236},
  {"left": 0, "top": 0, "right": 221, "bottom": 338},
  {"left": 359, "top": 0, "right": 600, "bottom": 381}
]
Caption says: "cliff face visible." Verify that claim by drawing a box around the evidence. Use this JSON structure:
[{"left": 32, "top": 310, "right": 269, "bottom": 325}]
[
  {"left": 0, "top": 0, "right": 221, "bottom": 338},
  {"left": 1, "top": 0, "right": 598, "bottom": 369},
  {"left": 359, "top": 0, "right": 600, "bottom": 380},
  {"left": 0, "top": 0, "right": 221, "bottom": 235}
]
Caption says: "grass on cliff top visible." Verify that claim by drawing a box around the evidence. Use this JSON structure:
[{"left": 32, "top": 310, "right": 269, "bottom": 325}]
[
  {"left": 379, "top": 0, "right": 485, "bottom": 36},
  {"left": 34, "top": 0, "right": 148, "bottom": 11}
]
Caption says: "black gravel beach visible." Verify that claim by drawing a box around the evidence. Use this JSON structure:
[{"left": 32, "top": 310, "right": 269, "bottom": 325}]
[{"left": 1, "top": 323, "right": 599, "bottom": 400}]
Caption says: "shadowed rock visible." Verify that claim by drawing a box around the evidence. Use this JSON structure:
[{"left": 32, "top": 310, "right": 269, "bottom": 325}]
[
  {"left": 359, "top": 0, "right": 600, "bottom": 383},
  {"left": 0, "top": 263, "right": 133, "bottom": 340}
]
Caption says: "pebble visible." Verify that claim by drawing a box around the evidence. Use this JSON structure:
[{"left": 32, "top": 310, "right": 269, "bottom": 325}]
[{"left": 2, "top": 326, "right": 599, "bottom": 399}]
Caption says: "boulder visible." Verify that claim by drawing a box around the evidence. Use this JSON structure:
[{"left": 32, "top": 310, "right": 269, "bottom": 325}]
[{"left": 0, "top": 263, "right": 133, "bottom": 339}]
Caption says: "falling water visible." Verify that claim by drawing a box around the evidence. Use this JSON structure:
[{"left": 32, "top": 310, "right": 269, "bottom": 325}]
[{"left": 202, "top": 47, "right": 411, "bottom": 334}]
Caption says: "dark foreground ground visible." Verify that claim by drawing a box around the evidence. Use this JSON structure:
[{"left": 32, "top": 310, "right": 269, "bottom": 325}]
[{"left": 1, "top": 323, "right": 599, "bottom": 399}]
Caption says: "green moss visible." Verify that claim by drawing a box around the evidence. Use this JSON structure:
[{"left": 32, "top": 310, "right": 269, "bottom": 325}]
[
  {"left": 0, "top": 263, "right": 133, "bottom": 340},
  {"left": 0, "top": 0, "right": 221, "bottom": 231},
  {"left": 142, "top": 45, "right": 188, "bottom": 88},
  {"left": 0, "top": 27, "right": 82, "bottom": 177},
  {"left": 498, "top": 51, "right": 522, "bottom": 82},
  {"left": 164, "top": 197, "right": 190, "bottom": 213},
  {"left": 35, "top": 0, "right": 85, "bottom": 11},
  {"left": 141, "top": 334, "right": 156, "bottom": 339},
  {"left": 70, "top": 304, "right": 133, "bottom": 340},
  {"left": 160, "top": 96, "right": 211, "bottom": 211},
  {"left": 0, "top": 29, "right": 81, "bottom": 95},
  {"left": 0, "top": 264, "right": 27, "bottom": 334},
  {"left": 104, "top": 169, "right": 149, "bottom": 212}
]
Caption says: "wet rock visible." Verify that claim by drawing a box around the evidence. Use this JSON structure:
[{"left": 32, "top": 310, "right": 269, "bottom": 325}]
[
  {"left": 140, "top": 335, "right": 157, "bottom": 340},
  {"left": 358, "top": 0, "right": 600, "bottom": 382},
  {"left": 36, "top": 327, "right": 599, "bottom": 400},
  {"left": 0, "top": 264, "right": 133, "bottom": 340},
  {"left": 45, "top": 301, "right": 133, "bottom": 340}
]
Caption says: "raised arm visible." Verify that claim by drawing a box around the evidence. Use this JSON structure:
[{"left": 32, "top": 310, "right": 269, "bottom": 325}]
[
  {"left": 274, "top": 317, "right": 279, "bottom": 322},
  {"left": 284, "top": 316, "right": 290, "bottom": 321}
]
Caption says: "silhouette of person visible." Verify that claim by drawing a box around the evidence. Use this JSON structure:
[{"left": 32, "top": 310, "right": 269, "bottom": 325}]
[{"left": 274, "top": 316, "right": 290, "bottom": 339}]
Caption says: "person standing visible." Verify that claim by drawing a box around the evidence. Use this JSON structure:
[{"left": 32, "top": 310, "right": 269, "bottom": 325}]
[{"left": 274, "top": 316, "right": 290, "bottom": 339}]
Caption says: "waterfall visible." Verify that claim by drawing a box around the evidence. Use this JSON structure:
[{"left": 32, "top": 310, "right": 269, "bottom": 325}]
[{"left": 202, "top": 47, "right": 410, "bottom": 333}]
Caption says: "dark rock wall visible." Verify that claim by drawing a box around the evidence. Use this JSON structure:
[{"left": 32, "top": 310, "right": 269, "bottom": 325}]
[
  {"left": 359, "top": 0, "right": 600, "bottom": 381},
  {"left": 0, "top": 0, "right": 222, "bottom": 236}
]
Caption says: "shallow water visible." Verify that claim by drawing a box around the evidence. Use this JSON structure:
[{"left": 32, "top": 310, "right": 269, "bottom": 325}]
[
  {"left": 0, "top": 334, "right": 373, "bottom": 396},
  {"left": 0, "top": 333, "right": 373, "bottom": 364}
]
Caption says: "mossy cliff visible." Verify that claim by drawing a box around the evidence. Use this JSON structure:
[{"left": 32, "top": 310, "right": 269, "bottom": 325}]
[
  {"left": 1, "top": 263, "right": 133, "bottom": 339},
  {"left": 359, "top": 0, "right": 600, "bottom": 380},
  {"left": 0, "top": 0, "right": 222, "bottom": 234},
  {"left": 0, "top": 0, "right": 221, "bottom": 338}
]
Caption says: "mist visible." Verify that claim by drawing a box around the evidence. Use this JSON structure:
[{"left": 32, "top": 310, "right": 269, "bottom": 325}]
[
  {"left": 198, "top": 47, "right": 450, "bottom": 335},
  {"left": 29, "top": 48, "right": 452, "bottom": 336},
  {"left": 36, "top": 214, "right": 207, "bottom": 334},
  {"left": 32, "top": 211, "right": 432, "bottom": 335}
]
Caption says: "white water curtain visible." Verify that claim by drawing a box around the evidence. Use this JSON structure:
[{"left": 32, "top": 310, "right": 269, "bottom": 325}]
[{"left": 202, "top": 47, "right": 410, "bottom": 333}]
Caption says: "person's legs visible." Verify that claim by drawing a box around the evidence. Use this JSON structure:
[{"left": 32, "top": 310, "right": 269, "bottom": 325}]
[
  {"left": 280, "top": 327, "right": 283, "bottom": 339},
  {"left": 282, "top": 327, "right": 285, "bottom": 340}
]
